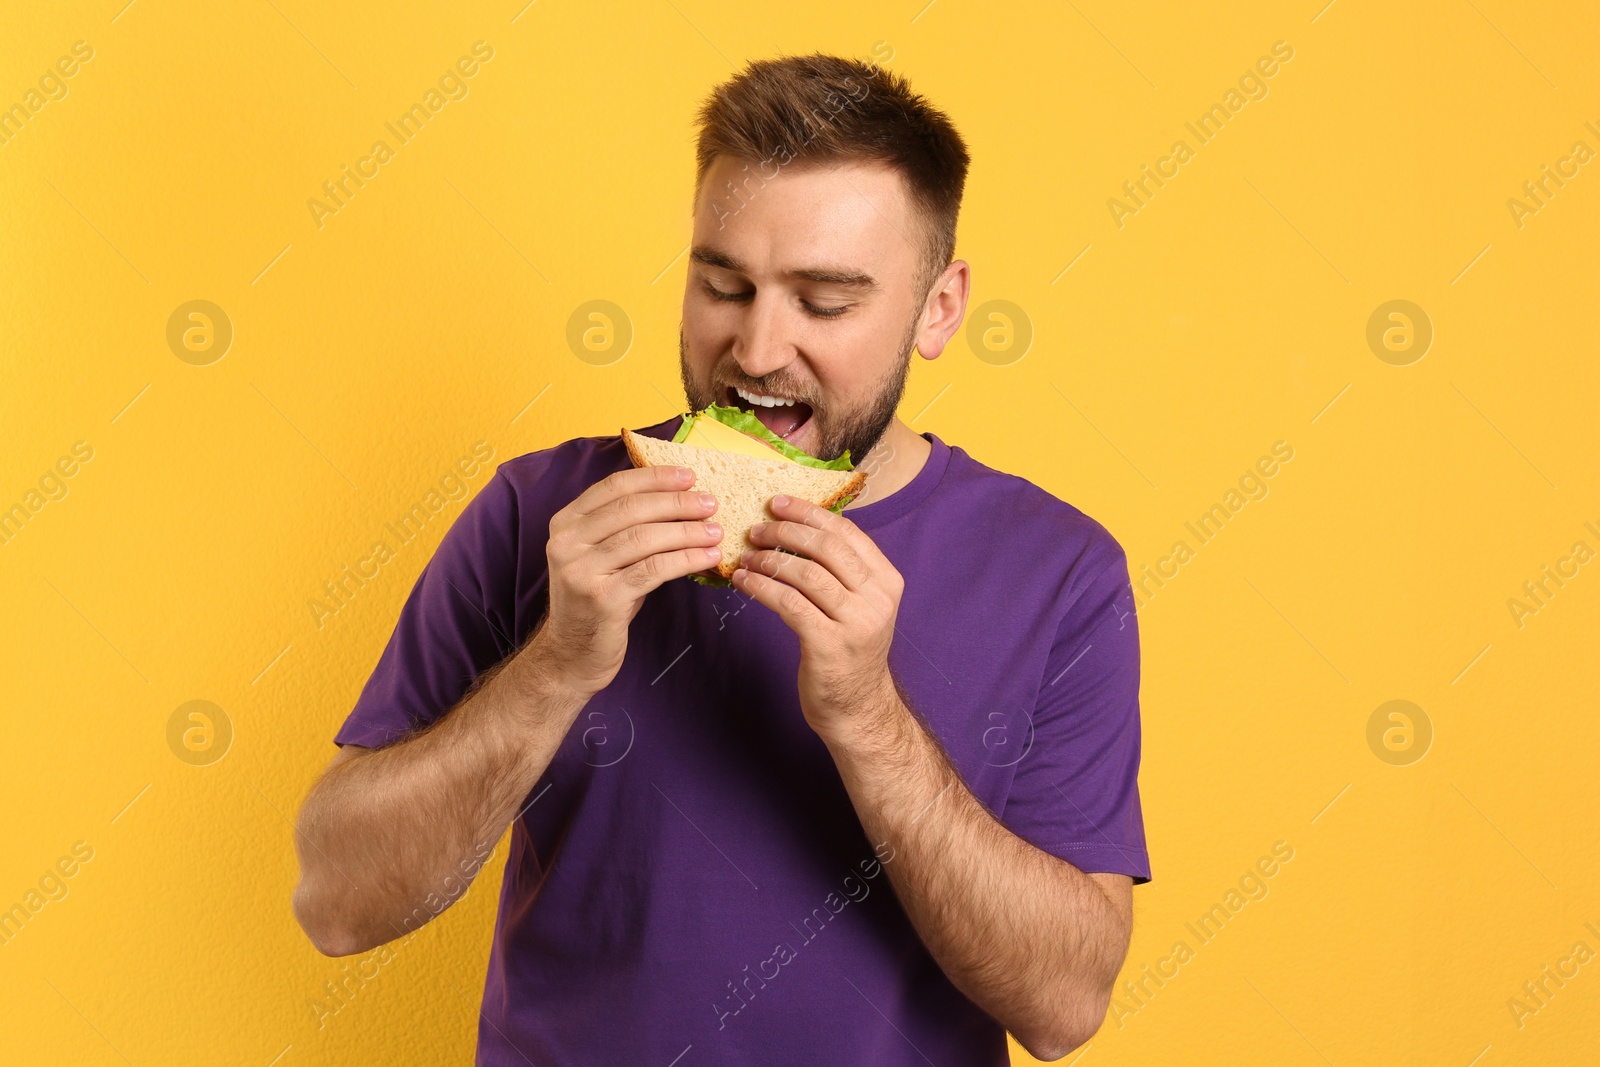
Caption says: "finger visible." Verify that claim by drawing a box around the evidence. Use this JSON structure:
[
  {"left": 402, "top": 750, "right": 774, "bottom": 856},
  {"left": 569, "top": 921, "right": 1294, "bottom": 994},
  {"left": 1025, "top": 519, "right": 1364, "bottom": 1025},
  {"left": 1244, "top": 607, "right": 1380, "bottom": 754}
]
[
  {"left": 619, "top": 544, "right": 729, "bottom": 593},
  {"left": 732, "top": 562, "right": 825, "bottom": 632},
  {"left": 566, "top": 464, "right": 697, "bottom": 522},
  {"left": 574, "top": 486, "right": 719, "bottom": 547},
  {"left": 737, "top": 546, "right": 851, "bottom": 621},
  {"left": 791, "top": 493, "right": 876, "bottom": 556},
  {"left": 749, "top": 512, "right": 873, "bottom": 593},
  {"left": 594, "top": 518, "right": 724, "bottom": 572}
]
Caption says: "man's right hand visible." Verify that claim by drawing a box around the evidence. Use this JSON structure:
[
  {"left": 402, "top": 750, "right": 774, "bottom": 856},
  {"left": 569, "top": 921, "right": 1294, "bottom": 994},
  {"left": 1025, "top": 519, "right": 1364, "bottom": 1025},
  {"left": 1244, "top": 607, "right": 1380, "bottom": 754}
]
[{"left": 538, "top": 464, "right": 723, "bottom": 696}]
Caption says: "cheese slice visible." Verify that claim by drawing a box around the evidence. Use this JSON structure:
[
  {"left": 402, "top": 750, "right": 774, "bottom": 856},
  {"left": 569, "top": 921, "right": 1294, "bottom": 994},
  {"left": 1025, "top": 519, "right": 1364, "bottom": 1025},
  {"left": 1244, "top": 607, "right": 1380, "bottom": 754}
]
[{"left": 680, "top": 412, "right": 786, "bottom": 460}]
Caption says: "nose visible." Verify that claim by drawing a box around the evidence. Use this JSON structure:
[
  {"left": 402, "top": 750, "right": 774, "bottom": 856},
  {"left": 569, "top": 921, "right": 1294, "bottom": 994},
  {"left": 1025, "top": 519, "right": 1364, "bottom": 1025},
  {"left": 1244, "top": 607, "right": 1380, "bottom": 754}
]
[{"left": 731, "top": 292, "right": 798, "bottom": 382}]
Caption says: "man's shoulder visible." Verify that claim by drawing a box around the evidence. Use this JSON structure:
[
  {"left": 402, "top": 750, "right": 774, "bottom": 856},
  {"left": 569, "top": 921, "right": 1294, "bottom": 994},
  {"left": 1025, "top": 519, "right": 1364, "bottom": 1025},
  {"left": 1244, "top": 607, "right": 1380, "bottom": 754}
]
[
  {"left": 931, "top": 442, "right": 1138, "bottom": 651},
  {"left": 938, "top": 440, "right": 1128, "bottom": 570}
]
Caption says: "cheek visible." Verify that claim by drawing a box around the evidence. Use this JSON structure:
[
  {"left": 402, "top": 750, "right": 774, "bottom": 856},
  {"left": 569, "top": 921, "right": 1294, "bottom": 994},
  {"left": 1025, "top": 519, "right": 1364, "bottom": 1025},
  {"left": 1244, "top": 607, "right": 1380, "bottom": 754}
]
[
  {"left": 678, "top": 319, "right": 730, "bottom": 398},
  {"left": 681, "top": 297, "right": 735, "bottom": 349},
  {"left": 821, "top": 331, "right": 893, "bottom": 398}
]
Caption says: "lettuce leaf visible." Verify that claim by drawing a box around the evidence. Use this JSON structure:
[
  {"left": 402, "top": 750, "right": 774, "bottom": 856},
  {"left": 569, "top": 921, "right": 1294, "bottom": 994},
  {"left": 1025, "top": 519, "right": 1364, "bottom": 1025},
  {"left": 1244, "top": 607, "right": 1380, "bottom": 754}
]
[{"left": 670, "top": 404, "right": 855, "bottom": 470}]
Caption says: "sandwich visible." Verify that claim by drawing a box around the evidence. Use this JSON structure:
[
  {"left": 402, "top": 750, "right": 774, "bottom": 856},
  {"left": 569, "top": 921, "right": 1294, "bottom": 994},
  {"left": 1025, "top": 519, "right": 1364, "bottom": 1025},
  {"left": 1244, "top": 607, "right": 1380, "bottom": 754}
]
[{"left": 621, "top": 404, "right": 867, "bottom": 586}]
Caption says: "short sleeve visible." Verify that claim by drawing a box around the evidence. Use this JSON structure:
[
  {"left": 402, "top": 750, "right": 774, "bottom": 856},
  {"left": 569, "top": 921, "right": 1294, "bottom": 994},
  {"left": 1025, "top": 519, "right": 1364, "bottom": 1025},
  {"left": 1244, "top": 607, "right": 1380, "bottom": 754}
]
[
  {"left": 999, "top": 536, "right": 1150, "bottom": 884},
  {"left": 332, "top": 468, "right": 523, "bottom": 749}
]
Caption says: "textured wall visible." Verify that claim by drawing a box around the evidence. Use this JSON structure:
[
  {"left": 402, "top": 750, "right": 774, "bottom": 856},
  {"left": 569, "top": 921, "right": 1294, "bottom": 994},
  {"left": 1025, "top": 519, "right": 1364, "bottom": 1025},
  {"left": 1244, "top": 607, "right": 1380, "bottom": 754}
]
[{"left": 1, "top": 1, "right": 1596, "bottom": 1064}]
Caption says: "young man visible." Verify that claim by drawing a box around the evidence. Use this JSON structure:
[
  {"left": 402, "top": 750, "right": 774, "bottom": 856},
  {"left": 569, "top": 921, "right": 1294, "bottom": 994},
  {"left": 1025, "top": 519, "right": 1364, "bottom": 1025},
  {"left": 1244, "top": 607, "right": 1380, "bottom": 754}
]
[{"left": 292, "top": 53, "right": 1149, "bottom": 1065}]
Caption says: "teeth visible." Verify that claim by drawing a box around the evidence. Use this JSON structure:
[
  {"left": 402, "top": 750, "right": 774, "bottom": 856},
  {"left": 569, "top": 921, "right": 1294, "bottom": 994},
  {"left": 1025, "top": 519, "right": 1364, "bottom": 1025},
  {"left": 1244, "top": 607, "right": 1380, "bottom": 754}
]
[{"left": 734, "top": 385, "right": 796, "bottom": 408}]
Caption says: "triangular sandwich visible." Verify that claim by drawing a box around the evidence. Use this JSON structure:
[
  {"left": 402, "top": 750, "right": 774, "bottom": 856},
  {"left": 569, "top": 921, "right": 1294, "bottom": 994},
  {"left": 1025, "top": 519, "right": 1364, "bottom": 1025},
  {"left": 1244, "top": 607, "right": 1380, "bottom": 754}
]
[{"left": 621, "top": 405, "right": 867, "bottom": 585}]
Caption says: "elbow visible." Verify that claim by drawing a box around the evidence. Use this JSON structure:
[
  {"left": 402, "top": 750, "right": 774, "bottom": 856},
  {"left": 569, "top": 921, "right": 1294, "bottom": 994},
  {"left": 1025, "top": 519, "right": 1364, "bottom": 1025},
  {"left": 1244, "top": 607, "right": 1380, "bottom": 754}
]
[
  {"left": 1019, "top": 1029, "right": 1094, "bottom": 1064},
  {"left": 305, "top": 928, "right": 362, "bottom": 959},
  {"left": 1016, "top": 986, "right": 1113, "bottom": 1062},
  {"left": 1016, "top": 1022, "right": 1097, "bottom": 1063},
  {"left": 292, "top": 879, "right": 363, "bottom": 958}
]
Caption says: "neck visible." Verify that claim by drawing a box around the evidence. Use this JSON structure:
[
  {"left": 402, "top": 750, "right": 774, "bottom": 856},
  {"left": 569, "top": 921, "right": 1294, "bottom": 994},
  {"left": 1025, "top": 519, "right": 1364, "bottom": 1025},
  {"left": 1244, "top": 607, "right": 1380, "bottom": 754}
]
[{"left": 843, "top": 418, "right": 931, "bottom": 510}]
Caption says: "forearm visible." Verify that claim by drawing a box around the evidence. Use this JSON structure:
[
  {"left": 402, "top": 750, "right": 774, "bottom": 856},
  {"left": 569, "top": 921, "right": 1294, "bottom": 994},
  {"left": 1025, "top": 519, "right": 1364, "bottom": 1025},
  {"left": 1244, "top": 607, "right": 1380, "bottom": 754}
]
[
  {"left": 820, "top": 683, "right": 1127, "bottom": 1059},
  {"left": 292, "top": 630, "right": 591, "bottom": 956}
]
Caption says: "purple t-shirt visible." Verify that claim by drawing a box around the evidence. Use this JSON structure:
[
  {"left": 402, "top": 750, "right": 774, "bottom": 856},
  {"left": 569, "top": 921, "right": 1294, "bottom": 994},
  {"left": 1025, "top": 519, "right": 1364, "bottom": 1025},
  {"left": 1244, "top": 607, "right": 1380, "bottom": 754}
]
[{"left": 334, "top": 416, "right": 1150, "bottom": 1066}]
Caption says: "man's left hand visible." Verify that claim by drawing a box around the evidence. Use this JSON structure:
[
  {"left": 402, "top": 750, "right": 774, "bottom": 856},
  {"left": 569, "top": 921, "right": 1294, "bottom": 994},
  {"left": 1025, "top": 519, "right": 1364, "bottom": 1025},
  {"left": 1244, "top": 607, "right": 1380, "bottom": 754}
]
[{"left": 732, "top": 494, "right": 904, "bottom": 741}]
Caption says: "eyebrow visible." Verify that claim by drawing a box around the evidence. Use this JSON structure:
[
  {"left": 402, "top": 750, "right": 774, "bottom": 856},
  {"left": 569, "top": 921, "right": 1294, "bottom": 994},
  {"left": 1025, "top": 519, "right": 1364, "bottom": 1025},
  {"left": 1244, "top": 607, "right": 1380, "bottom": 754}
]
[{"left": 689, "top": 245, "right": 881, "bottom": 293}]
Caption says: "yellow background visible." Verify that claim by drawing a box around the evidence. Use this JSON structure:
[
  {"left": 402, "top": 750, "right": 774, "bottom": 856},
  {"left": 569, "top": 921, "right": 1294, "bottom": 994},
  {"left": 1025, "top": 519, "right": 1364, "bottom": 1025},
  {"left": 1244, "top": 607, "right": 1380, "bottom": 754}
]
[{"left": 2, "top": 0, "right": 1596, "bottom": 1063}]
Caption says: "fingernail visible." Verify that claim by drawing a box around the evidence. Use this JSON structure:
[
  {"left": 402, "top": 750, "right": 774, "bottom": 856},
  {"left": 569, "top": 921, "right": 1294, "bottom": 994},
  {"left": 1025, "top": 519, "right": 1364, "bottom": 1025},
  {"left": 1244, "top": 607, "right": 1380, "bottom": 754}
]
[
  {"left": 704, "top": 522, "right": 722, "bottom": 537},
  {"left": 749, "top": 522, "right": 767, "bottom": 538},
  {"left": 773, "top": 495, "right": 790, "bottom": 507},
  {"left": 676, "top": 467, "right": 693, "bottom": 481},
  {"left": 698, "top": 493, "right": 715, "bottom": 508},
  {"left": 704, "top": 547, "right": 722, "bottom": 560}
]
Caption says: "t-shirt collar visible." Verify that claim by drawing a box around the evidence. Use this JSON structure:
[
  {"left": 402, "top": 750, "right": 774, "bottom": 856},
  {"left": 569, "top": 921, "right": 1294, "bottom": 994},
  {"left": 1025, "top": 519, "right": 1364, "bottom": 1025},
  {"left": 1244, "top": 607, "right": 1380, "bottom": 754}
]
[{"left": 842, "top": 432, "right": 951, "bottom": 530}]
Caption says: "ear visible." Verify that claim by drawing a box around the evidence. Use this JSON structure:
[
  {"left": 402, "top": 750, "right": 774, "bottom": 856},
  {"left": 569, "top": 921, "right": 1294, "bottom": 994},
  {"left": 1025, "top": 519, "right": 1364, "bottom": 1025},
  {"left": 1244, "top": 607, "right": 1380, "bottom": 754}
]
[{"left": 914, "top": 259, "right": 971, "bottom": 361}]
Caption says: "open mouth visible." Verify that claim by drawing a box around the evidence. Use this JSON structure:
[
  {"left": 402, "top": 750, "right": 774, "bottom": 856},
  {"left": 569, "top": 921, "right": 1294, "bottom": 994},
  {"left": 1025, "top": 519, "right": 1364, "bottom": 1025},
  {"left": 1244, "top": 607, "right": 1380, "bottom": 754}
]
[{"left": 722, "top": 383, "right": 814, "bottom": 441}]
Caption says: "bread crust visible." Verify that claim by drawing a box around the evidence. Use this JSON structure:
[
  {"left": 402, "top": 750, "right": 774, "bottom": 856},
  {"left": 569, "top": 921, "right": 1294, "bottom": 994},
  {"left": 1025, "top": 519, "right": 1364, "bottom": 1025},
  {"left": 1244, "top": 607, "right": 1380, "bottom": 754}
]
[{"left": 621, "top": 426, "right": 868, "bottom": 579}]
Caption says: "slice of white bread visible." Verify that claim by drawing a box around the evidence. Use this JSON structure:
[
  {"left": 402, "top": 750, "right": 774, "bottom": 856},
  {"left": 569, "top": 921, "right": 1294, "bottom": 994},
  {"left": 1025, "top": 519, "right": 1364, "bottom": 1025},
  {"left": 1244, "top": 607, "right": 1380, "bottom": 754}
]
[{"left": 622, "top": 426, "right": 867, "bottom": 579}]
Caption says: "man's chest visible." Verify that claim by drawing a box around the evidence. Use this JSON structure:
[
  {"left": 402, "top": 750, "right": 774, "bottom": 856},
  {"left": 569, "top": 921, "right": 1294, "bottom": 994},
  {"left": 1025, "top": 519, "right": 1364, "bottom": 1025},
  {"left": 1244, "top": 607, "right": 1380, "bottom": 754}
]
[{"left": 605, "top": 571, "right": 1060, "bottom": 809}]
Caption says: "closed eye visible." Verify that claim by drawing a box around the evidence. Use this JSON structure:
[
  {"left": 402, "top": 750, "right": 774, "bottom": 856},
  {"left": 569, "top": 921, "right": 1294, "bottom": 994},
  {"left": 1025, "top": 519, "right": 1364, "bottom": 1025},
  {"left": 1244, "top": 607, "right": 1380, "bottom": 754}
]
[{"left": 702, "top": 281, "right": 849, "bottom": 319}]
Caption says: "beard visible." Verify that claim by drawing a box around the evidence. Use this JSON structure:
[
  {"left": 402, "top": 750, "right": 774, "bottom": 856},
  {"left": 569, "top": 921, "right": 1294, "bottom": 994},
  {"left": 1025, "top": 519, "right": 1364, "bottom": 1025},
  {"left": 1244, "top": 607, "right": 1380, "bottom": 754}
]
[{"left": 678, "top": 309, "right": 919, "bottom": 465}]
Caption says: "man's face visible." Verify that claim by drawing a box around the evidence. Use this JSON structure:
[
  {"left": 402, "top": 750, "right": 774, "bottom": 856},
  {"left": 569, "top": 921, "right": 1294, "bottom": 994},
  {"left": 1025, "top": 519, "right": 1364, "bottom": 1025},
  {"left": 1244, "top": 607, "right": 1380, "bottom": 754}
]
[{"left": 679, "top": 156, "right": 929, "bottom": 464}]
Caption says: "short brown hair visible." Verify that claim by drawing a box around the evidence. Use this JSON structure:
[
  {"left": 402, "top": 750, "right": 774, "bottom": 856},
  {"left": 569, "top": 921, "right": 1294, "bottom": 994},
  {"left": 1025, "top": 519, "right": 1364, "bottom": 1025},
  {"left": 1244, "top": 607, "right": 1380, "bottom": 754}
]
[{"left": 693, "top": 52, "right": 970, "bottom": 300}]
